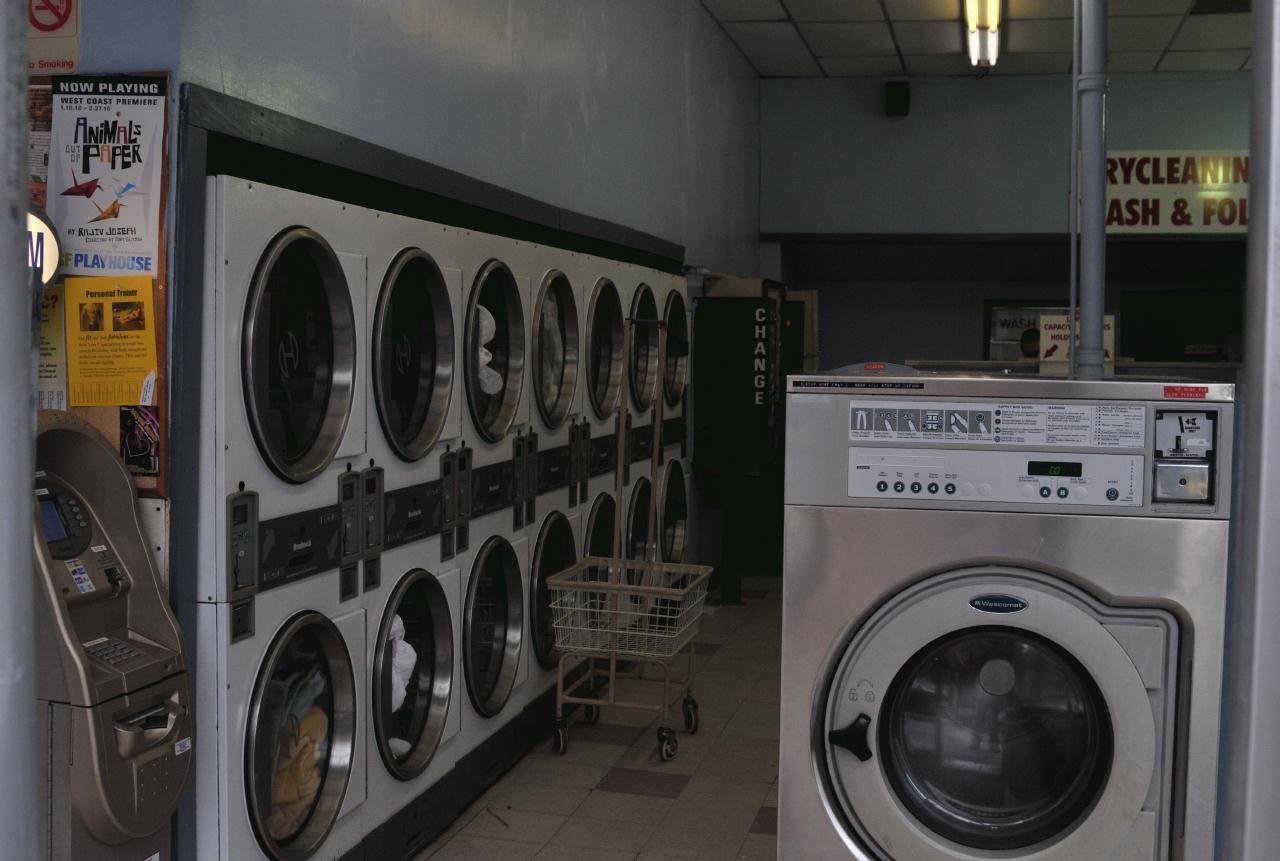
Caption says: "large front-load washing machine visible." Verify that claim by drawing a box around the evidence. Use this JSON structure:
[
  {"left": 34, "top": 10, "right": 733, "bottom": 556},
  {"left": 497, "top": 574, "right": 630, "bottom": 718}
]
[{"left": 781, "top": 374, "right": 1234, "bottom": 861}]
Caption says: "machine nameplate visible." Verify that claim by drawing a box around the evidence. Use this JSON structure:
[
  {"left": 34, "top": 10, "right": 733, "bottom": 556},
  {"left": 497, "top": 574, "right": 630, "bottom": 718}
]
[{"left": 850, "top": 400, "right": 1146, "bottom": 449}]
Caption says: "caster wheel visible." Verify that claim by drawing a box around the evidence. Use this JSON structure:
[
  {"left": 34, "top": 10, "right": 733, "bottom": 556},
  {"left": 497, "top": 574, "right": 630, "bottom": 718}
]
[
  {"left": 553, "top": 726, "right": 569, "bottom": 755},
  {"left": 658, "top": 728, "right": 678, "bottom": 762},
  {"left": 583, "top": 704, "right": 601, "bottom": 725},
  {"left": 683, "top": 697, "right": 700, "bottom": 734}
]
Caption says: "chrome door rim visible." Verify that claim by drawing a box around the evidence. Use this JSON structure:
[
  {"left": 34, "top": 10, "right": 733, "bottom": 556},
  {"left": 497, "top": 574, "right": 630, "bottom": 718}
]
[
  {"left": 626, "top": 477, "right": 652, "bottom": 561},
  {"left": 659, "top": 459, "right": 688, "bottom": 563},
  {"left": 629, "top": 284, "right": 659, "bottom": 411},
  {"left": 531, "top": 270, "right": 580, "bottom": 430},
  {"left": 372, "top": 569, "right": 454, "bottom": 781},
  {"left": 662, "top": 291, "right": 688, "bottom": 407},
  {"left": 245, "top": 611, "right": 356, "bottom": 861},
  {"left": 586, "top": 278, "right": 624, "bottom": 419},
  {"left": 463, "top": 536, "right": 524, "bottom": 716},
  {"left": 242, "top": 227, "right": 356, "bottom": 484},
  {"left": 584, "top": 492, "right": 616, "bottom": 558},
  {"left": 372, "top": 248, "right": 455, "bottom": 462},
  {"left": 531, "top": 511, "right": 578, "bottom": 670},
  {"left": 464, "top": 259, "right": 526, "bottom": 443}
]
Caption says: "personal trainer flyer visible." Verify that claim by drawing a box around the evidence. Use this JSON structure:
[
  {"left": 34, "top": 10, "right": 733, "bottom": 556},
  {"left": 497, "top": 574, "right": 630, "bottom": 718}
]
[{"left": 63, "top": 275, "right": 157, "bottom": 407}]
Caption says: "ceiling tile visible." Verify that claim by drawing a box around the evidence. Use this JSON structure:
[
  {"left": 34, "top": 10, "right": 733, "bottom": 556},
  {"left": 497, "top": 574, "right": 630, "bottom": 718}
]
[
  {"left": 799, "top": 21, "right": 897, "bottom": 55},
  {"left": 752, "top": 55, "right": 827, "bottom": 76},
  {"left": 1243, "top": 52, "right": 1253, "bottom": 70},
  {"left": 782, "top": 0, "right": 884, "bottom": 21},
  {"left": 884, "top": 0, "right": 962, "bottom": 20},
  {"left": 894, "top": 21, "right": 965, "bottom": 54},
  {"left": 1158, "top": 49, "right": 1250, "bottom": 71},
  {"left": 1108, "top": 51, "right": 1163, "bottom": 71},
  {"left": 990, "top": 52, "right": 1073, "bottom": 73},
  {"left": 819, "top": 55, "right": 907, "bottom": 76},
  {"left": 724, "top": 21, "right": 812, "bottom": 59},
  {"left": 1110, "top": 0, "right": 1192, "bottom": 14},
  {"left": 1109, "top": 15, "right": 1182, "bottom": 50},
  {"left": 1171, "top": 13, "right": 1252, "bottom": 50},
  {"left": 1006, "top": 18, "right": 1074, "bottom": 52},
  {"left": 702, "top": 0, "right": 788, "bottom": 21},
  {"left": 1008, "top": 0, "right": 1074, "bottom": 17},
  {"left": 904, "top": 53, "right": 982, "bottom": 75}
]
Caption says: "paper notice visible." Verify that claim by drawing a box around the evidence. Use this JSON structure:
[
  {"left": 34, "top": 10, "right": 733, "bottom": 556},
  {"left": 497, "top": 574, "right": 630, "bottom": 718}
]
[
  {"left": 38, "top": 282, "right": 67, "bottom": 410},
  {"left": 63, "top": 275, "right": 158, "bottom": 406}
]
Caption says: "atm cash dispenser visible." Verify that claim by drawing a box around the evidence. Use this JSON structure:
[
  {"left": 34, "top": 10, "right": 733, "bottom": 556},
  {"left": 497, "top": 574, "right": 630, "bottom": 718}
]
[{"left": 32, "top": 411, "right": 192, "bottom": 860}]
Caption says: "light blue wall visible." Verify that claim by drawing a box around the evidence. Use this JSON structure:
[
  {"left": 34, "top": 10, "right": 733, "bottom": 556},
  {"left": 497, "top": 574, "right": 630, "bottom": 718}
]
[{"left": 761, "top": 73, "right": 1251, "bottom": 235}]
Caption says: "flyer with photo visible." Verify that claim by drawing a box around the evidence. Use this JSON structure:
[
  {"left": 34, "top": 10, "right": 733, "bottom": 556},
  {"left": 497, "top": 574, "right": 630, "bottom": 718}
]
[
  {"left": 47, "top": 76, "right": 166, "bottom": 277},
  {"left": 63, "top": 275, "right": 158, "bottom": 407},
  {"left": 38, "top": 282, "right": 67, "bottom": 410}
]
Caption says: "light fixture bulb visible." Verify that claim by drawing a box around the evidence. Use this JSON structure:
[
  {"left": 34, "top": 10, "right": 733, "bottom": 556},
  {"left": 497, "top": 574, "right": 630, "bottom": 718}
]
[{"left": 965, "top": 0, "right": 1000, "bottom": 67}]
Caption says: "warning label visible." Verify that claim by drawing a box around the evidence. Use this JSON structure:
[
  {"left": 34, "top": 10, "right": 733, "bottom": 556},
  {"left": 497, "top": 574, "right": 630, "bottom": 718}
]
[{"left": 851, "top": 400, "right": 1146, "bottom": 449}]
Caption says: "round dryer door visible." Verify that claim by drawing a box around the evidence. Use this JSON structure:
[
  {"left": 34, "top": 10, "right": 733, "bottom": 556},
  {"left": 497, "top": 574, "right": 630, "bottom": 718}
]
[
  {"left": 629, "top": 284, "right": 659, "bottom": 411},
  {"left": 658, "top": 460, "right": 688, "bottom": 563},
  {"left": 584, "top": 492, "right": 616, "bottom": 558},
  {"left": 530, "top": 512, "right": 579, "bottom": 670},
  {"left": 626, "top": 477, "right": 652, "bottom": 562},
  {"left": 243, "top": 227, "right": 356, "bottom": 484},
  {"left": 373, "top": 569, "right": 454, "bottom": 781},
  {"left": 245, "top": 612, "right": 356, "bottom": 861},
  {"left": 662, "top": 291, "right": 688, "bottom": 408},
  {"left": 464, "top": 536, "right": 524, "bottom": 717},
  {"left": 372, "top": 249, "right": 454, "bottom": 461},
  {"left": 820, "top": 569, "right": 1172, "bottom": 860},
  {"left": 532, "top": 270, "right": 579, "bottom": 430},
  {"left": 464, "top": 260, "right": 525, "bottom": 443},
  {"left": 586, "top": 279, "right": 624, "bottom": 419}
]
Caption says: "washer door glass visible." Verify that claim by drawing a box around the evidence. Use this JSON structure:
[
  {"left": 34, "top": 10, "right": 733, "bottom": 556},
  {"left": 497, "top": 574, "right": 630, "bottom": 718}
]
[
  {"left": 243, "top": 228, "right": 355, "bottom": 484},
  {"left": 465, "top": 537, "right": 524, "bottom": 717},
  {"left": 246, "top": 612, "right": 355, "bottom": 861},
  {"left": 587, "top": 279, "right": 624, "bottom": 419},
  {"left": 663, "top": 291, "right": 688, "bottom": 408},
  {"left": 879, "top": 627, "right": 1113, "bottom": 851},
  {"left": 629, "top": 285, "right": 659, "bottom": 411},
  {"left": 374, "top": 569, "right": 454, "bottom": 781},
  {"left": 533, "top": 271, "right": 579, "bottom": 429},
  {"left": 584, "top": 493, "right": 616, "bottom": 558},
  {"left": 531, "top": 512, "right": 578, "bottom": 670},
  {"left": 373, "top": 250, "right": 454, "bottom": 461},
  {"left": 660, "top": 460, "right": 688, "bottom": 563},
  {"left": 626, "top": 477, "right": 652, "bottom": 562},
  {"left": 465, "top": 260, "right": 525, "bottom": 443}
]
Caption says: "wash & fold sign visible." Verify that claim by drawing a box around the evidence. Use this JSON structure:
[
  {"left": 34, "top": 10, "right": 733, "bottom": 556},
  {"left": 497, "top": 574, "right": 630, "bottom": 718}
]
[{"left": 1106, "top": 149, "right": 1248, "bottom": 234}]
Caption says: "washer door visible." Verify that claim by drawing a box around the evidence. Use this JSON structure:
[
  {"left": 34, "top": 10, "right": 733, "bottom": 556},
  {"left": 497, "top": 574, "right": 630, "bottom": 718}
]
[
  {"left": 464, "top": 260, "right": 525, "bottom": 443},
  {"left": 373, "top": 569, "right": 454, "bottom": 781},
  {"left": 245, "top": 612, "right": 356, "bottom": 861},
  {"left": 626, "top": 477, "right": 652, "bottom": 562},
  {"left": 821, "top": 570, "right": 1170, "bottom": 860},
  {"left": 629, "top": 284, "right": 659, "bottom": 411},
  {"left": 586, "top": 279, "right": 624, "bottom": 419},
  {"left": 531, "top": 512, "right": 579, "bottom": 670},
  {"left": 532, "top": 270, "right": 579, "bottom": 430},
  {"left": 584, "top": 492, "right": 616, "bottom": 558},
  {"left": 662, "top": 291, "right": 688, "bottom": 408},
  {"left": 243, "top": 228, "right": 356, "bottom": 484},
  {"left": 372, "top": 249, "right": 454, "bottom": 461},
  {"left": 658, "top": 460, "right": 688, "bottom": 563},
  {"left": 464, "top": 536, "right": 524, "bottom": 717}
]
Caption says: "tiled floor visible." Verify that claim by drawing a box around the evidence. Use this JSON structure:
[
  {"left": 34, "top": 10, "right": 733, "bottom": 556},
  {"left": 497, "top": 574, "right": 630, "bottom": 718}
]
[{"left": 417, "top": 577, "right": 783, "bottom": 861}]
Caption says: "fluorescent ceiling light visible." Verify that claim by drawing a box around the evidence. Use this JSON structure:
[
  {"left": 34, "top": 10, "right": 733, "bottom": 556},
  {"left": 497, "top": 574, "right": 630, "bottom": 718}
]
[{"left": 966, "top": 0, "right": 1001, "bottom": 66}]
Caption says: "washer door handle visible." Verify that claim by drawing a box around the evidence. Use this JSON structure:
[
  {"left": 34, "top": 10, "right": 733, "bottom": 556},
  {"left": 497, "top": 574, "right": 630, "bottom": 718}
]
[{"left": 829, "top": 713, "right": 873, "bottom": 762}]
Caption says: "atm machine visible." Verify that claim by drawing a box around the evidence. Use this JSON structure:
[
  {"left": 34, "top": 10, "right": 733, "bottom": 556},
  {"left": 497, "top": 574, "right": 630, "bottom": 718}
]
[{"left": 32, "top": 411, "right": 193, "bottom": 860}]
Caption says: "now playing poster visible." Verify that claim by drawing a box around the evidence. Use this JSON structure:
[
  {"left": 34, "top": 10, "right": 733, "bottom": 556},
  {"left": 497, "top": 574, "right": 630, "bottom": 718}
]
[{"left": 48, "top": 75, "right": 165, "bottom": 277}]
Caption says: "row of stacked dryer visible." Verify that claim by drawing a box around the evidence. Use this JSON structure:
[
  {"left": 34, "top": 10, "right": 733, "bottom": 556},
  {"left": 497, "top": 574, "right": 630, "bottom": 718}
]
[{"left": 181, "top": 177, "right": 692, "bottom": 860}]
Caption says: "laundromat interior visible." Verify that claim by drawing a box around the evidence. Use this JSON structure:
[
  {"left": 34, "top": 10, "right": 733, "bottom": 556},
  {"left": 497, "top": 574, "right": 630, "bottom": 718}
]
[{"left": 9, "top": 1, "right": 1280, "bottom": 859}]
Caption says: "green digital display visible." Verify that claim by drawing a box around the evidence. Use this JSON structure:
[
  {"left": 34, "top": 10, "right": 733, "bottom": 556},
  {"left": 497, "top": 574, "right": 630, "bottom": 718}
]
[{"left": 1028, "top": 461, "right": 1083, "bottom": 478}]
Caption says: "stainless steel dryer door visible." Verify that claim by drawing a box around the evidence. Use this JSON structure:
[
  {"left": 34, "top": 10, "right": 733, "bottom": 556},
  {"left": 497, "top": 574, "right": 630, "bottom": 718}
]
[
  {"left": 464, "top": 260, "right": 526, "bottom": 443},
  {"left": 658, "top": 459, "right": 688, "bottom": 563},
  {"left": 464, "top": 536, "right": 524, "bottom": 716},
  {"left": 530, "top": 512, "right": 578, "bottom": 670},
  {"left": 662, "top": 290, "right": 688, "bottom": 408},
  {"left": 820, "top": 569, "right": 1174, "bottom": 861},
  {"left": 629, "top": 284, "right": 659, "bottom": 411},
  {"left": 532, "top": 270, "right": 579, "bottom": 430},
  {"left": 586, "top": 279, "right": 624, "bottom": 420},
  {"left": 584, "top": 492, "right": 616, "bottom": 558}
]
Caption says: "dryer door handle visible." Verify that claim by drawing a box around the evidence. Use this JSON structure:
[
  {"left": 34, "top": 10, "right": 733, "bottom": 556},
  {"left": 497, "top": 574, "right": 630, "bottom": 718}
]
[{"left": 829, "top": 714, "right": 873, "bottom": 762}]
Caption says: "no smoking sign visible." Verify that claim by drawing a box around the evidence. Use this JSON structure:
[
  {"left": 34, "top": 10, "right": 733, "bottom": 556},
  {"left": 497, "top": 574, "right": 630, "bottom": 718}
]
[
  {"left": 29, "top": 0, "right": 74, "bottom": 33},
  {"left": 27, "top": 0, "right": 78, "bottom": 72}
]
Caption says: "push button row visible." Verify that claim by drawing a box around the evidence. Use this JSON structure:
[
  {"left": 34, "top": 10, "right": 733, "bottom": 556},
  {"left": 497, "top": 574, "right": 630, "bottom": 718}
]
[{"left": 875, "top": 481, "right": 957, "bottom": 496}]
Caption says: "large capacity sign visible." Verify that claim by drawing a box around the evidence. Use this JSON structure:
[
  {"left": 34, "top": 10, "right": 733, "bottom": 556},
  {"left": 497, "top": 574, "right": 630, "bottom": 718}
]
[{"left": 1106, "top": 150, "right": 1248, "bottom": 234}]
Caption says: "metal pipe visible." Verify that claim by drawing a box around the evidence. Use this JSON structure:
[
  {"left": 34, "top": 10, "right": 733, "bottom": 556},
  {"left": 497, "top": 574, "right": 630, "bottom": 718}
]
[
  {"left": 1076, "top": 0, "right": 1108, "bottom": 379},
  {"left": 1067, "top": 0, "right": 1082, "bottom": 379},
  {"left": 1221, "top": 3, "right": 1280, "bottom": 857},
  {"left": 0, "top": 3, "right": 42, "bottom": 858}
]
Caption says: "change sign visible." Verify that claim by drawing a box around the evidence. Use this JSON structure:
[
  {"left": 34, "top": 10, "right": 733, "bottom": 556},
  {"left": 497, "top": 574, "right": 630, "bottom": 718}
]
[{"left": 1106, "top": 150, "right": 1248, "bottom": 235}]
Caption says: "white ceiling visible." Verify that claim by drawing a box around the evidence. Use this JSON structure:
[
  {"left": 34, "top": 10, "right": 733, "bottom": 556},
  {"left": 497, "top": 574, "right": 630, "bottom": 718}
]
[{"left": 701, "top": 0, "right": 1252, "bottom": 77}]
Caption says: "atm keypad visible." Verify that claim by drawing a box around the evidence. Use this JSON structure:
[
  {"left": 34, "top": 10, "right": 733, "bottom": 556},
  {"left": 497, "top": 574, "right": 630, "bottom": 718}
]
[{"left": 85, "top": 638, "right": 142, "bottom": 667}]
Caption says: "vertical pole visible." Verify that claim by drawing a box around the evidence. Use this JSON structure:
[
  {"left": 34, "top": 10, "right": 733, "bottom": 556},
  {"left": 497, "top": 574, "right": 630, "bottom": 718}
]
[
  {"left": 1076, "top": 0, "right": 1108, "bottom": 380},
  {"left": 0, "top": 4, "right": 41, "bottom": 859},
  {"left": 1221, "top": 3, "right": 1280, "bottom": 857}
]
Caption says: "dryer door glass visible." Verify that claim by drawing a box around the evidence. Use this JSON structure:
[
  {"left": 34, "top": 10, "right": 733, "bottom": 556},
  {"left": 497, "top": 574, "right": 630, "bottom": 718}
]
[
  {"left": 246, "top": 612, "right": 355, "bottom": 861},
  {"left": 533, "top": 272, "right": 579, "bottom": 430},
  {"left": 587, "top": 280, "right": 624, "bottom": 419},
  {"left": 660, "top": 460, "right": 688, "bottom": 563},
  {"left": 626, "top": 477, "right": 652, "bottom": 562},
  {"left": 464, "top": 537, "right": 524, "bottom": 716},
  {"left": 879, "top": 627, "right": 1113, "bottom": 851},
  {"left": 244, "top": 228, "right": 356, "bottom": 484},
  {"left": 531, "top": 513, "right": 578, "bottom": 670},
  {"left": 629, "top": 285, "right": 659, "bottom": 411},
  {"left": 373, "top": 251, "right": 454, "bottom": 461},
  {"left": 663, "top": 291, "right": 688, "bottom": 408},
  {"left": 585, "top": 493, "right": 616, "bottom": 558},
  {"left": 373, "top": 570, "right": 454, "bottom": 780},
  {"left": 465, "top": 261, "right": 525, "bottom": 443}
]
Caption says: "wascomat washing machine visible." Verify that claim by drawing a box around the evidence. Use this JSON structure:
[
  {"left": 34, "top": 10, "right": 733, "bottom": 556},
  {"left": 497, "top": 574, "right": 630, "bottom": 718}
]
[
  {"left": 781, "top": 374, "right": 1234, "bottom": 861},
  {"left": 33, "top": 412, "right": 193, "bottom": 861}
]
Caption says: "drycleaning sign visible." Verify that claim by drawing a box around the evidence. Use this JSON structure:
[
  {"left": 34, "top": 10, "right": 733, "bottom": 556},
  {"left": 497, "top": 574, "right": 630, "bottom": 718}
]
[{"left": 1106, "top": 149, "right": 1248, "bottom": 234}]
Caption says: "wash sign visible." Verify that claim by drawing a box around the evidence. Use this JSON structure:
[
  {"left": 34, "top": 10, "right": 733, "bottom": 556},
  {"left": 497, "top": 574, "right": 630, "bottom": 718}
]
[{"left": 1106, "top": 149, "right": 1248, "bottom": 234}]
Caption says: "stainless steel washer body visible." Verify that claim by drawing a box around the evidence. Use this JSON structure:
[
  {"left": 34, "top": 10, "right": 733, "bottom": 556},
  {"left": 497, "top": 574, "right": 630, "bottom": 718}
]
[{"left": 780, "top": 374, "right": 1233, "bottom": 861}]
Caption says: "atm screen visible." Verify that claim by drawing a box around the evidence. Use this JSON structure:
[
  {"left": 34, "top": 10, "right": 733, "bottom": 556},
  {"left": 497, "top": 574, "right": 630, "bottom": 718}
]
[{"left": 40, "top": 499, "right": 68, "bottom": 542}]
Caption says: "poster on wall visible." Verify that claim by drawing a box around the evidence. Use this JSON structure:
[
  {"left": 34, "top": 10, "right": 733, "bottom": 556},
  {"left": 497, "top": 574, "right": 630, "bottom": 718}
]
[
  {"left": 27, "top": 0, "right": 79, "bottom": 74},
  {"left": 28, "top": 84, "right": 52, "bottom": 208},
  {"left": 1107, "top": 150, "right": 1248, "bottom": 235},
  {"left": 38, "top": 283, "right": 67, "bottom": 410},
  {"left": 63, "top": 275, "right": 158, "bottom": 407},
  {"left": 47, "top": 76, "right": 166, "bottom": 277}
]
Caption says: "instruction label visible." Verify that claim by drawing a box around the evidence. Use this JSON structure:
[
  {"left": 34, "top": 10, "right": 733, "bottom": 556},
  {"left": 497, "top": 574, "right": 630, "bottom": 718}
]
[{"left": 851, "top": 400, "right": 1145, "bottom": 449}]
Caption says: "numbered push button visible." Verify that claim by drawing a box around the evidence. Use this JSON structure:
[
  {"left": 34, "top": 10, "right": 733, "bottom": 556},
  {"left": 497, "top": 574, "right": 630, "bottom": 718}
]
[
  {"left": 910, "top": 482, "right": 922, "bottom": 494},
  {"left": 1057, "top": 487, "right": 1069, "bottom": 499},
  {"left": 893, "top": 481, "right": 905, "bottom": 493},
  {"left": 927, "top": 482, "right": 939, "bottom": 495},
  {"left": 1039, "top": 486, "right": 1052, "bottom": 498},
  {"left": 876, "top": 481, "right": 888, "bottom": 493}
]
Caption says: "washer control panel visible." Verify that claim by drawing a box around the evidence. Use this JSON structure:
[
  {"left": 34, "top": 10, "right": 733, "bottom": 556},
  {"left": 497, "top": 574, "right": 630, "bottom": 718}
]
[{"left": 848, "top": 447, "right": 1144, "bottom": 506}]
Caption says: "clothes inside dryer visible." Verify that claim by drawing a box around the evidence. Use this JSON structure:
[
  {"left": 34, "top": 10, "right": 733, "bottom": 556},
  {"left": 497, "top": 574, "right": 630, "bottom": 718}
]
[
  {"left": 530, "top": 512, "right": 578, "bottom": 670},
  {"left": 533, "top": 271, "right": 579, "bottom": 429},
  {"left": 465, "top": 260, "right": 525, "bottom": 442},
  {"left": 629, "top": 284, "right": 659, "bottom": 410},
  {"left": 465, "top": 537, "right": 524, "bottom": 716},
  {"left": 587, "top": 279, "right": 624, "bottom": 419},
  {"left": 662, "top": 291, "right": 688, "bottom": 408},
  {"left": 243, "top": 228, "right": 356, "bottom": 483},
  {"left": 373, "top": 250, "right": 454, "bottom": 461}
]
